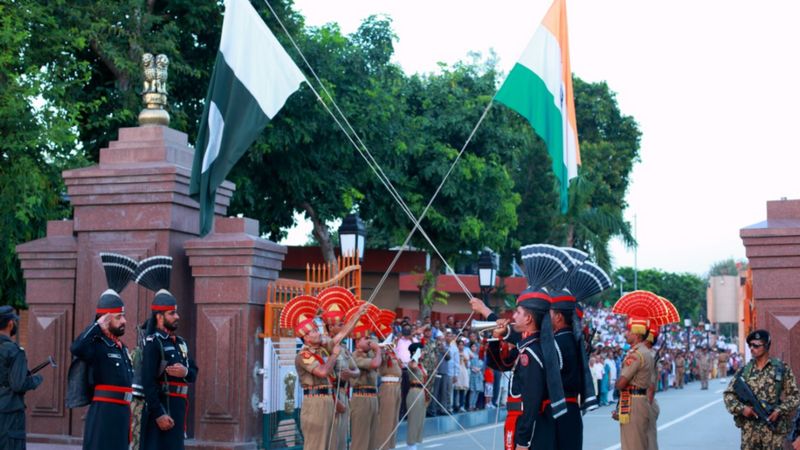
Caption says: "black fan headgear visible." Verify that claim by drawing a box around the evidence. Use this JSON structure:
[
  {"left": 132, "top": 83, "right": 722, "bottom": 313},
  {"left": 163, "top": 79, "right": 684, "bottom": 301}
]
[
  {"left": 550, "top": 247, "right": 590, "bottom": 312},
  {"left": 97, "top": 252, "right": 137, "bottom": 314},
  {"left": 520, "top": 244, "right": 577, "bottom": 290},
  {"left": 565, "top": 262, "right": 612, "bottom": 302},
  {"left": 135, "top": 256, "right": 176, "bottom": 312}
]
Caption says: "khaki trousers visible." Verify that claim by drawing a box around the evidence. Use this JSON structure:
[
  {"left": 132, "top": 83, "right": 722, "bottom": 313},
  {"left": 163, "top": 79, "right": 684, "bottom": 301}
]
[
  {"left": 376, "top": 382, "right": 401, "bottom": 449},
  {"left": 301, "top": 395, "right": 334, "bottom": 450},
  {"left": 331, "top": 391, "right": 350, "bottom": 450},
  {"left": 406, "top": 387, "right": 425, "bottom": 446},
  {"left": 350, "top": 394, "right": 378, "bottom": 450},
  {"left": 647, "top": 398, "right": 659, "bottom": 450},
  {"left": 620, "top": 396, "right": 650, "bottom": 450}
]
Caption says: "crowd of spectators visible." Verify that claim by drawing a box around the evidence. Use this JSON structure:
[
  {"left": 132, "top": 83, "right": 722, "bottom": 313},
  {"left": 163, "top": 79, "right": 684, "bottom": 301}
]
[{"left": 388, "top": 305, "right": 743, "bottom": 418}]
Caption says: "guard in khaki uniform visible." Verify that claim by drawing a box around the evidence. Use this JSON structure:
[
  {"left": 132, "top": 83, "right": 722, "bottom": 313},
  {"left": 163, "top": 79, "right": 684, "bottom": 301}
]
[
  {"left": 644, "top": 322, "right": 660, "bottom": 450},
  {"left": 674, "top": 352, "right": 685, "bottom": 389},
  {"left": 374, "top": 309, "right": 402, "bottom": 449},
  {"left": 319, "top": 287, "right": 359, "bottom": 450},
  {"left": 347, "top": 302, "right": 382, "bottom": 450},
  {"left": 614, "top": 318, "right": 654, "bottom": 450},
  {"left": 697, "top": 348, "right": 711, "bottom": 390},
  {"left": 718, "top": 349, "right": 730, "bottom": 380},
  {"left": 281, "top": 295, "right": 341, "bottom": 450},
  {"left": 405, "top": 342, "right": 428, "bottom": 450}
]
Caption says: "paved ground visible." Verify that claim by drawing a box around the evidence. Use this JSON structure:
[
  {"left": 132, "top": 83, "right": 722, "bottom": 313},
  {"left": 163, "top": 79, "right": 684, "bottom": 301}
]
[
  {"left": 394, "top": 378, "right": 740, "bottom": 450},
  {"left": 27, "top": 378, "right": 741, "bottom": 450}
]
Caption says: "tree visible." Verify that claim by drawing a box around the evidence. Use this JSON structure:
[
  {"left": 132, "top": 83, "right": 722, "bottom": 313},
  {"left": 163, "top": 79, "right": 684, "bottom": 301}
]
[
  {"left": 707, "top": 258, "right": 742, "bottom": 278},
  {"left": 360, "top": 58, "right": 520, "bottom": 317},
  {"left": 0, "top": 1, "right": 89, "bottom": 308}
]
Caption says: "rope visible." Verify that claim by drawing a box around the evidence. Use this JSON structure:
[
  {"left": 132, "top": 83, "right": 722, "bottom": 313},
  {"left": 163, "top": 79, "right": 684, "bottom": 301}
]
[
  {"left": 261, "top": 0, "right": 493, "bottom": 304},
  {"left": 258, "top": 2, "right": 505, "bottom": 448}
]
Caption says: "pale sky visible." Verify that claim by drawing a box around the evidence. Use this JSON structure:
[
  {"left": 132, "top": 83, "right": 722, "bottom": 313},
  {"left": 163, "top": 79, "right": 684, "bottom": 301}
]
[{"left": 282, "top": 0, "right": 800, "bottom": 276}]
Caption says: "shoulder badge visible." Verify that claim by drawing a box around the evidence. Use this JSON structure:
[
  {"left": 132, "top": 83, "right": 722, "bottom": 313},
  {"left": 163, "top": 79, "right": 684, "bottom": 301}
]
[
  {"left": 145, "top": 335, "right": 155, "bottom": 342},
  {"left": 519, "top": 353, "right": 529, "bottom": 367}
]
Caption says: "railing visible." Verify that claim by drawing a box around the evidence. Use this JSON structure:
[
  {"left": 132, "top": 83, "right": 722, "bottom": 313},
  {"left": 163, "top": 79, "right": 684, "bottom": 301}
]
[{"left": 262, "top": 252, "right": 361, "bottom": 338}]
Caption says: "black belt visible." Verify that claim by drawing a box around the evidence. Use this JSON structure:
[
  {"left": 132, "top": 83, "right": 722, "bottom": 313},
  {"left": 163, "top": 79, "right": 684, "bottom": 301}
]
[
  {"left": 93, "top": 384, "right": 133, "bottom": 405},
  {"left": 629, "top": 388, "right": 648, "bottom": 395},
  {"left": 353, "top": 386, "right": 377, "bottom": 395},
  {"left": 507, "top": 401, "right": 523, "bottom": 411},
  {"left": 303, "top": 387, "right": 332, "bottom": 396},
  {"left": 410, "top": 382, "right": 424, "bottom": 388}
]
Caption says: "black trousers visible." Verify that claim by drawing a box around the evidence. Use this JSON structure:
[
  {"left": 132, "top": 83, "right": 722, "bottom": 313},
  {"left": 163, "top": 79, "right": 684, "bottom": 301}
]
[
  {"left": 140, "top": 396, "right": 187, "bottom": 450},
  {"left": 84, "top": 401, "right": 130, "bottom": 450},
  {"left": 0, "top": 410, "right": 26, "bottom": 450}
]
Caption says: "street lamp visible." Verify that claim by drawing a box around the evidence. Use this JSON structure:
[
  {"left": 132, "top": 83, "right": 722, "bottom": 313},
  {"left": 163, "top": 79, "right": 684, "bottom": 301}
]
[
  {"left": 684, "top": 318, "right": 692, "bottom": 354},
  {"left": 338, "top": 213, "right": 366, "bottom": 261},
  {"left": 617, "top": 275, "right": 626, "bottom": 298},
  {"left": 704, "top": 322, "right": 712, "bottom": 348},
  {"left": 478, "top": 251, "right": 497, "bottom": 310}
]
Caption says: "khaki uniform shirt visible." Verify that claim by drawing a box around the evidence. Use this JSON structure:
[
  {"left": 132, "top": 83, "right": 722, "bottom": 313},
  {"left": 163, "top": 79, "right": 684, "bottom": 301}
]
[
  {"left": 621, "top": 342, "right": 654, "bottom": 389},
  {"left": 353, "top": 350, "right": 378, "bottom": 388},
  {"left": 296, "top": 345, "right": 332, "bottom": 387}
]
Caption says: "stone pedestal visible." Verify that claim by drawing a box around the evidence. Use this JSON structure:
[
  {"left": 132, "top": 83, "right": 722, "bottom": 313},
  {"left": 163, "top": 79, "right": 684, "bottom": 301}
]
[
  {"left": 741, "top": 198, "right": 800, "bottom": 376},
  {"left": 15, "top": 126, "right": 277, "bottom": 447},
  {"left": 185, "top": 217, "right": 286, "bottom": 449}
]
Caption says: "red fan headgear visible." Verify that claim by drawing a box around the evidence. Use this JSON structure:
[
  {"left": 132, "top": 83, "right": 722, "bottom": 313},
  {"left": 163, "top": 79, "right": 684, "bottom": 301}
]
[
  {"left": 319, "top": 287, "right": 357, "bottom": 326},
  {"left": 280, "top": 295, "right": 319, "bottom": 338}
]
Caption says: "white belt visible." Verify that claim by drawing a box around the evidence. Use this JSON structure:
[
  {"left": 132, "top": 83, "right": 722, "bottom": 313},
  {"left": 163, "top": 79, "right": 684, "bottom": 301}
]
[{"left": 381, "top": 376, "right": 401, "bottom": 382}]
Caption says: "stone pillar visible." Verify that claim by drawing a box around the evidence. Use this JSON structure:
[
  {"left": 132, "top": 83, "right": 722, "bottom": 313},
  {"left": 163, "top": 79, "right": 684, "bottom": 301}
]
[
  {"left": 15, "top": 221, "right": 78, "bottom": 442},
  {"left": 185, "top": 217, "right": 286, "bottom": 449},
  {"left": 16, "top": 125, "right": 234, "bottom": 443},
  {"left": 741, "top": 198, "right": 800, "bottom": 376}
]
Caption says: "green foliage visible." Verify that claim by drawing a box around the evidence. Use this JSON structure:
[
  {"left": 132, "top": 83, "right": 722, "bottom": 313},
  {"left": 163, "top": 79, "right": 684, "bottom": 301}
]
[
  {"left": 605, "top": 267, "right": 707, "bottom": 321},
  {"left": 707, "top": 258, "right": 742, "bottom": 278},
  {"left": 0, "top": 1, "right": 86, "bottom": 308}
]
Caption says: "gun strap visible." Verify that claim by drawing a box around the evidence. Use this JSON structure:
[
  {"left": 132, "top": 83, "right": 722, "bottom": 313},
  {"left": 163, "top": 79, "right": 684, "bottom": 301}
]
[
  {"left": 741, "top": 358, "right": 785, "bottom": 404},
  {"left": 156, "top": 338, "right": 170, "bottom": 416}
]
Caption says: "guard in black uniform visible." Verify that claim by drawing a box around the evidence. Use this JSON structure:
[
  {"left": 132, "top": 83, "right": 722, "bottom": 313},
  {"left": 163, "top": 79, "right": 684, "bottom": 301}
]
[
  {"left": 546, "top": 293, "right": 584, "bottom": 450},
  {"left": 486, "top": 290, "right": 555, "bottom": 450},
  {"left": 71, "top": 286, "right": 135, "bottom": 449},
  {"left": 0, "top": 306, "right": 42, "bottom": 449},
  {"left": 135, "top": 256, "right": 198, "bottom": 450}
]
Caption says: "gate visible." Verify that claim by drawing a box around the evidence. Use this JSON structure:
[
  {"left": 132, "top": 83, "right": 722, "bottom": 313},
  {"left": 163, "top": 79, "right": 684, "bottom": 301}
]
[{"left": 261, "top": 254, "right": 361, "bottom": 449}]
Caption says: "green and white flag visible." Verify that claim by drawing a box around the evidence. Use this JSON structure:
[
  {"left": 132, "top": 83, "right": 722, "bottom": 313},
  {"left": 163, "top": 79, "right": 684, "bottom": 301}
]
[{"left": 190, "top": 0, "right": 306, "bottom": 236}]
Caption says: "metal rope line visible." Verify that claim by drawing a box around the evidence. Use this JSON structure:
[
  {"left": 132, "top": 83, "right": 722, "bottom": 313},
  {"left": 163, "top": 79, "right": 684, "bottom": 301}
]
[{"left": 261, "top": 0, "right": 491, "bottom": 304}]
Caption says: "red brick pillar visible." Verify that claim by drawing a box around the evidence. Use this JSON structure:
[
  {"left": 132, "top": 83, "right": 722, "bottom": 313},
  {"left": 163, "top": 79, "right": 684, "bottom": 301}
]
[
  {"left": 185, "top": 217, "right": 286, "bottom": 449},
  {"left": 15, "top": 221, "right": 78, "bottom": 442},
  {"left": 741, "top": 198, "right": 800, "bottom": 376}
]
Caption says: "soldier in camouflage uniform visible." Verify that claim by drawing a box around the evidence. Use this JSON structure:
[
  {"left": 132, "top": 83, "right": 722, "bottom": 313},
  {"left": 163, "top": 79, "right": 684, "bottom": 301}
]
[{"left": 724, "top": 330, "right": 800, "bottom": 450}]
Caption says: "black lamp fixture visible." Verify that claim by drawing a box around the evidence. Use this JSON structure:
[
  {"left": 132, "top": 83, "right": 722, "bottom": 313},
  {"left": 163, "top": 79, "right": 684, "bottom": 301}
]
[
  {"left": 338, "top": 213, "right": 366, "bottom": 261},
  {"left": 684, "top": 318, "right": 692, "bottom": 353},
  {"left": 478, "top": 250, "right": 497, "bottom": 307}
]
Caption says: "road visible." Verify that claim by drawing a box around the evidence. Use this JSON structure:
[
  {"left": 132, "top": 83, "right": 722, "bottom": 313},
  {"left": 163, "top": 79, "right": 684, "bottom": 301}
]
[{"left": 395, "top": 378, "right": 740, "bottom": 450}]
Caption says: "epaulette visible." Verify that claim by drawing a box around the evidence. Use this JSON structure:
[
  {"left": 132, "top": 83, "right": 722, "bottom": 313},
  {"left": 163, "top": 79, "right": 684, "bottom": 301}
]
[{"left": 145, "top": 335, "right": 156, "bottom": 342}]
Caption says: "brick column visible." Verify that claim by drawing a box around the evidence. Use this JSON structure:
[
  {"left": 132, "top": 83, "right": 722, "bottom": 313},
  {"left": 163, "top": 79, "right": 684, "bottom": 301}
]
[
  {"left": 185, "top": 217, "right": 286, "bottom": 449},
  {"left": 741, "top": 198, "right": 800, "bottom": 376}
]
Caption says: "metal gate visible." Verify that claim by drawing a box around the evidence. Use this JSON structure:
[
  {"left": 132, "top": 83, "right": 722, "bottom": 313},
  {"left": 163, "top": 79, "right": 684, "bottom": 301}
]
[{"left": 260, "top": 254, "right": 361, "bottom": 449}]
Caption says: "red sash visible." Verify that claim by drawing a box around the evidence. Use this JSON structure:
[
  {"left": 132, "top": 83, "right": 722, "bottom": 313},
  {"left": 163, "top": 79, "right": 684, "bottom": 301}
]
[{"left": 504, "top": 397, "right": 522, "bottom": 450}]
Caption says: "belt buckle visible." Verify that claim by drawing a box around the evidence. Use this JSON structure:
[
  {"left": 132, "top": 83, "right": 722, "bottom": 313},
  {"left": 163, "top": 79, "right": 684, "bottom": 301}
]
[{"left": 124, "top": 392, "right": 133, "bottom": 402}]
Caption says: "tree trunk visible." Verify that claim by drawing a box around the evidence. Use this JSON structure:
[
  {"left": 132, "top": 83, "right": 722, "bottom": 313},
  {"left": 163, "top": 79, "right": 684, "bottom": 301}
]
[
  {"left": 301, "top": 202, "right": 337, "bottom": 266},
  {"left": 566, "top": 223, "right": 575, "bottom": 247},
  {"left": 419, "top": 258, "right": 442, "bottom": 320}
]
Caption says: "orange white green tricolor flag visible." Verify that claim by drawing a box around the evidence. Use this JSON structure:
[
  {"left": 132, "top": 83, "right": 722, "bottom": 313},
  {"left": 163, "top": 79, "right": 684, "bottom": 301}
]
[{"left": 496, "top": 0, "right": 580, "bottom": 212}]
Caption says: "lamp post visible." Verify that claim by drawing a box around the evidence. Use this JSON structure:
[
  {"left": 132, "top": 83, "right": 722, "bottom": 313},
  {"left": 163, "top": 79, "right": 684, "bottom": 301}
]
[
  {"left": 684, "top": 318, "right": 692, "bottom": 354},
  {"left": 617, "top": 275, "right": 626, "bottom": 298},
  {"left": 704, "top": 322, "right": 711, "bottom": 348},
  {"left": 478, "top": 251, "right": 497, "bottom": 310},
  {"left": 338, "top": 213, "right": 366, "bottom": 261}
]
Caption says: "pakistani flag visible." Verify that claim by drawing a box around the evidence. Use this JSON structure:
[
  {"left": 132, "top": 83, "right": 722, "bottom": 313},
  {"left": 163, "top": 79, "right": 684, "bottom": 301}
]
[
  {"left": 496, "top": 0, "right": 579, "bottom": 212},
  {"left": 190, "top": 0, "right": 306, "bottom": 236}
]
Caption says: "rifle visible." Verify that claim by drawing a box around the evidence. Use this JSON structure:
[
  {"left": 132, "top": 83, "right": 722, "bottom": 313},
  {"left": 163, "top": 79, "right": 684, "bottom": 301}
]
[
  {"left": 732, "top": 374, "right": 776, "bottom": 430},
  {"left": 30, "top": 356, "right": 56, "bottom": 374}
]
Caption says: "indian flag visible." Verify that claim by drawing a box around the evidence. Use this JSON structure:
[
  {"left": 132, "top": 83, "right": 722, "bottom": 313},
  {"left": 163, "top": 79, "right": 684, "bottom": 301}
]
[
  {"left": 190, "top": 0, "right": 306, "bottom": 236},
  {"left": 496, "top": 0, "right": 579, "bottom": 212}
]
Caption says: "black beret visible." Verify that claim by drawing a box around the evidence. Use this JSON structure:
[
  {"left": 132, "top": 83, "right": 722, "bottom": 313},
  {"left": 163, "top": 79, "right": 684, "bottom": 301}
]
[
  {"left": 747, "top": 329, "right": 770, "bottom": 345},
  {"left": 0, "top": 305, "right": 19, "bottom": 321}
]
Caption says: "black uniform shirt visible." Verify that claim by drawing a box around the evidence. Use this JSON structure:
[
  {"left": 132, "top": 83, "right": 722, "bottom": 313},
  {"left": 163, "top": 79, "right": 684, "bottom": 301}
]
[
  {"left": 554, "top": 328, "right": 581, "bottom": 395},
  {"left": 141, "top": 330, "right": 198, "bottom": 417},
  {"left": 0, "top": 335, "right": 41, "bottom": 412},
  {"left": 486, "top": 331, "right": 547, "bottom": 447},
  {"left": 70, "top": 323, "right": 134, "bottom": 390}
]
